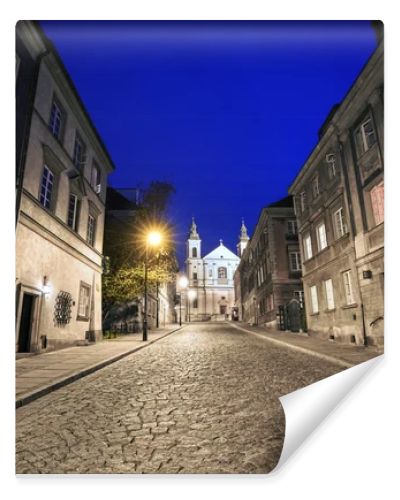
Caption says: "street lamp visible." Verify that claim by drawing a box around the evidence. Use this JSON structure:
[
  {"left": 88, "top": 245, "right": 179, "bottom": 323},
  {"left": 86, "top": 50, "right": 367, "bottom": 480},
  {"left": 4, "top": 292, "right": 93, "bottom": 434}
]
[
  {"left": 178, "top": 276, "right": 188, "bottom": 326},
  {"left": 188, "top": 290, "right": 197, "bottom": 323},
  {"left": 143, "top": 230, "right": 163, "bottom": 341}
]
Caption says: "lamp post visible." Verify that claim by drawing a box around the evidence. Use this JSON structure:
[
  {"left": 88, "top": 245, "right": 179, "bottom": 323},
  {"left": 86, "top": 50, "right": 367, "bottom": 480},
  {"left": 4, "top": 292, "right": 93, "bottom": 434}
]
[
  {"left": 143, "top": 230, "right": 163, "bottom": 341},
  {"left": 177, "top": 276, "right": 188, "bottom": 326}
]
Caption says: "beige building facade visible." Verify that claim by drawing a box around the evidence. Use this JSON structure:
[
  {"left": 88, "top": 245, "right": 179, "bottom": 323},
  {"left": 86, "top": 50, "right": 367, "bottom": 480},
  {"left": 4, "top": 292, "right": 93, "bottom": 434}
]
[
  {"left": 289, "top": 40, "right": 383, "bottom": 346},
  {"left": 16, "top": 22, "right": 114, "bottom": 353},
  {"left": 234, "top": 196, "right": 303, "bottom": 329}
]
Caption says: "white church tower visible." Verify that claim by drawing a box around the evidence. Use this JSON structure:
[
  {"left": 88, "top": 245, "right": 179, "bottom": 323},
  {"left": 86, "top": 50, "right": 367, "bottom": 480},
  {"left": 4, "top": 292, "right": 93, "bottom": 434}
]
[
  {"left": 237, "top": 218, "right": 250, "bottom": 257},
  {"left": 183, "top": 218, "right": 240, "bottom": 321}
]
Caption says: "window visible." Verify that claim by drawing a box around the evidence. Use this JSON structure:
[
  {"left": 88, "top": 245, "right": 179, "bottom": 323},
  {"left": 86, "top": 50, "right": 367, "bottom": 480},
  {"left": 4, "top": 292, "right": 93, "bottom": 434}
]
[
  {"left": 354, "top": 114, "right": 377, "bottom": 157},
  {"left": 324, "top": 279, "right": 335, "bottom": 310},
  {"left": 39, "top": 165, "right": 54, "bottom": 209},
  {"left": 193, "top": 298, "right": 198, "bottom": 309},
  {"left": 67, "top": 194, "right": 80, "bottom": 231},
  {"left": 90, "top": 163, "right": 101, "bottom": 191},
  {"left": 316, "top": 222, "right": 327, "bottom": 251},
  {"left": 73, "top": 133, "right": 86, "bottom": 169},
  {"left": 326, "top": 154, "right": 337, "bottom": 179},
  {"left": 289, "top": 252, "right": 301, "bottom": 271},
  {"left": 77, "top": 282, "right": 91, "bottom": 320},
  {"left": 342, "top": 270, "right": 355, "bottom": 305},
  {"left": 208, "top": 268, "right": 213, "bottom": 277},
  {"left": 49, "top": 98, "right": 65, "bottom": 140},
  {"left": 192, "top": 247, "right": 197, "bottom": 258},
  {"left": 287, "top": 220, "right": 298, "bottom": 235},
  {"left": 218, "top": 267, "right": 227, "bottom": 279},
  {"left": 87, "top": 214, "right": 96, "bottom": 246},
  {"left": 310, "top": 285, "right": 319, "bottom": 314},
  {"left": 300, "top": 192, "right": 306, "bottom": 212},
  {"left": 334, "top": 207, "right": 348, "bottom": 238},
  {"left": 370, "top": 181, "right": 384, "bottom": 225},
  {"left": 303, "top": 233, "right": 312, "bottom": 260},
  {"left": 192, "top": 272, "right": 198, "bottom": 281},
  {"left": 312, "top": 176, "right": 320, "bottom": 199}
]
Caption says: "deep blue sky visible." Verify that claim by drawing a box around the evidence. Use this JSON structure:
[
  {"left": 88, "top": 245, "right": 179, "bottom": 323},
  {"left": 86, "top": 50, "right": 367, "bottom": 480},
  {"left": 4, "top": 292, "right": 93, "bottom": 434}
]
[{"left": 40, "top": 21, "right": 377, "bottom": 266}]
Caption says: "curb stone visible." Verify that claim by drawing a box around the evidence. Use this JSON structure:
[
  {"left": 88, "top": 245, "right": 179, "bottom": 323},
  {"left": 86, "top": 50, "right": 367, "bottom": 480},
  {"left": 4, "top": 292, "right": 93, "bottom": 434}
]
[{"left": 229, "top": 322, "right": 355, "bottom": 369}]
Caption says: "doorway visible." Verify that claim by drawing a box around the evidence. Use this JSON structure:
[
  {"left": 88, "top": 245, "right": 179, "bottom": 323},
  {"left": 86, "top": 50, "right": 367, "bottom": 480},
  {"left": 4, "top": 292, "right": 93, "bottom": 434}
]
[{"left": 18, "top": 293, "right": 35, "bottom": 352}]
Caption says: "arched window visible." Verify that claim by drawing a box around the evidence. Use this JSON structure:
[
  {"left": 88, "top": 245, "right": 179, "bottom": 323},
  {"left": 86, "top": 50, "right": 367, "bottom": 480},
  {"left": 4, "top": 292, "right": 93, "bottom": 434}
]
[
  {"left": 218, "top": 267, "right": 227, "bottom": 279},
  {"left": 192, "top": 247, "right": 197, "bottom": 258}
]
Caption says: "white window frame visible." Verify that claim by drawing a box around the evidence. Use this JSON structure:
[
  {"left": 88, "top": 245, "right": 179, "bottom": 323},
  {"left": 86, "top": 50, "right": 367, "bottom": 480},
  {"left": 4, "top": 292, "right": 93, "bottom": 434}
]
[
  {"left": 77, "top": 282, "right": 91, "bottom": 320},
  {"left": 334, "top": 207, "right": 347, "bottom": 238},
  {"left": 303, "top": 233, "right": 312, "bottom": 260},
  {"left": 354, "top": 115, "right": 376, "bottom": 157},
  {"left": 324, "top": 279, "right": 335, "bottom": 310},
  {"left": 289, "top": 251, "right": 301, "bottom": 271},
  {"left": 312, "top": 176, "right": 320, "bottom": 199},
  {"left": 67, "top": 193, "right": 79, "bottom": 231},
  {"left": 39, "top": 165, "right": 54, "bottom": 209},
  {"left": 310, "top": 285, "right": 319, "bottom": 314},
  {"left": 90, "top": 163, "right": 101, "bottom": 190},
  {"left": 87, "top": 214, "right": 96, "bottom": 247},
  {"left": 49, "top": 99, "right": 64, "bottom": 140},
  {"left": 316, "top": 222, "right": 328, "bottom": 251},
  {"left": 342, "top": 270, "right": 355, "bottom": 305}
]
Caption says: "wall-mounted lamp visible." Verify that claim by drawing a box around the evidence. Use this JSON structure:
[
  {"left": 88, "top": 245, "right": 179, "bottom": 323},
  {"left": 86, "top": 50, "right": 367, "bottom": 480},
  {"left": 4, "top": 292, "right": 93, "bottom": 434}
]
[
  {"left": 363, "top": 270, "right": 372, "bottom": 279},
  {"left": 42, "top": 276, "right": 51, "bottom": 296}
]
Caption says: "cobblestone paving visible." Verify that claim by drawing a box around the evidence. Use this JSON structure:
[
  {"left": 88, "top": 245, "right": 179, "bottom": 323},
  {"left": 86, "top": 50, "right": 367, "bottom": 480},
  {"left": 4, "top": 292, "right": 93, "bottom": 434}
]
[{"left": 16, "top": 323, "right": 343, "bottom": 474}]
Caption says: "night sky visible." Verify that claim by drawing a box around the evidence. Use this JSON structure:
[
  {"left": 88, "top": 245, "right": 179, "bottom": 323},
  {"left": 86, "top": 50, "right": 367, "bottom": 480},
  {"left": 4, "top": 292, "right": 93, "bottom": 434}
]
[{"left": 40, "top": 21, "right": 377, "bottom": 266}]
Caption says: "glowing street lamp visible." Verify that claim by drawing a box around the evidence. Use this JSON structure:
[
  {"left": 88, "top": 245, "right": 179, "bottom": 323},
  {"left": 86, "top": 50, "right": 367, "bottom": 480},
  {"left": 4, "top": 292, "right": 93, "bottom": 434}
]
[
  {"left": 143, "top": 229, "right": 163, "bottom": 341},
  {"left": 177, "top": 275, "right": 188, "bottom": 326}
]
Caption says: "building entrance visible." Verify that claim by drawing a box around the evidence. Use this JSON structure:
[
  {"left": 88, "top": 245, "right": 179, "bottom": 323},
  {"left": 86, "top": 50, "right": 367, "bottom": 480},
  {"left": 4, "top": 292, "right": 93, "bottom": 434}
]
[{"left": 18, "top": 293, "right": 35, "bottom": 352}]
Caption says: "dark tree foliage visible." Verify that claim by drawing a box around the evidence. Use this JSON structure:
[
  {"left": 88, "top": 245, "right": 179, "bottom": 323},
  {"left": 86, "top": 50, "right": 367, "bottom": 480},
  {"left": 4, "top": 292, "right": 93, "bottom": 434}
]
[{"left": 102, "top": 181, "right": 178, "bottom": 321}]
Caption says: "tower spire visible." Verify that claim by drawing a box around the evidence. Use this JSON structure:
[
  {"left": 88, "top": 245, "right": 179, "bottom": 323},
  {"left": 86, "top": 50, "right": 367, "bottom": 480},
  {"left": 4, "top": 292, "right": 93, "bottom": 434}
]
[
  {"left": 237, "top": 218, "right": 249, "bottom": 257},
  {"left": 188, "top": 217, "right": 200, "bottom": 240}
]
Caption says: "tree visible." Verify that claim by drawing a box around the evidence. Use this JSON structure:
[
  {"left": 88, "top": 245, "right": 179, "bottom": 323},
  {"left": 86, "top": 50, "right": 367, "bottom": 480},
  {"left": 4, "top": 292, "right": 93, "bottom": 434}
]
[{"left": 102, "top": 181, "right": 178, "bottom": 324}]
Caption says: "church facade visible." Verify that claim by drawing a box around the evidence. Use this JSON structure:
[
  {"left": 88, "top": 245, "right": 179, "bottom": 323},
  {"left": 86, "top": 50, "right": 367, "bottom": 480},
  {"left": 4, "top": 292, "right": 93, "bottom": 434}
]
[{"left": 184, "top": 219, "right": 248, "bottom": 321}]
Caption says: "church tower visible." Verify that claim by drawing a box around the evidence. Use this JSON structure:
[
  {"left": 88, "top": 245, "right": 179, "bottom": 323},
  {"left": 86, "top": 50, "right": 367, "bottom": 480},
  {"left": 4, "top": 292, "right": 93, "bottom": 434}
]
[
  {"left": 237, "top": 219, "right": 249, "bottom": 257},
  {"left": 186, "top": 217, "right": 201, "bottom": 259}
]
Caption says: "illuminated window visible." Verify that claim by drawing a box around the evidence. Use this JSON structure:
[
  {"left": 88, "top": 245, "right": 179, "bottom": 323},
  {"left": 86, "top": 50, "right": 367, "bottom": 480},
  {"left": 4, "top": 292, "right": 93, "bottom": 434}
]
[
  {"left": 370, "top": 181, "right": 384, "bottom": 225},
  {"left": 342, "top": 270, "right": 355, "bottom": 305},
  {"left": 324, "top": 279, "right": 335, "bottom": 310},
  {"left": 303, "top": 233, "right": 312, "bottom": 260},
  {"left": 316, "top": 222, "right": 327, "bottom": 251},
  {"left": 334, "top": 207, "right": 348, "bottom": 238},
  {"left": 77, "top": 282, "right": 91, "bottom": 320},
  {"left": 310, "top": 285, "right": 319, "bottom": 313}
]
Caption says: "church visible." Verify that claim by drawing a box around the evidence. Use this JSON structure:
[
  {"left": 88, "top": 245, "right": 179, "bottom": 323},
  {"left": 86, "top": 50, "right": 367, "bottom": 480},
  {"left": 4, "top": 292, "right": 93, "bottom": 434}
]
[{"left": 183, "top": 218, "right": 249, "bottom": 321}]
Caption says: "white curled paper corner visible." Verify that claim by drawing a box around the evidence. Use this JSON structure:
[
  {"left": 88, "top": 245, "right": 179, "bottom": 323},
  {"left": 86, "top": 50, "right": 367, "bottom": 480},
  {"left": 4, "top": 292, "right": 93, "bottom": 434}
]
[{"left": 274, "top": 354, "right": 384, "bottom": 472}]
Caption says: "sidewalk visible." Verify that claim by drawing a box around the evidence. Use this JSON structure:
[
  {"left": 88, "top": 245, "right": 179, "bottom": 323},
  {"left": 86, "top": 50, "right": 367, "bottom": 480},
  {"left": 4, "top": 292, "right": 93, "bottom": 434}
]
[
  {"left": 16, "top": 324, "right": 183, "bottom": 408},
  {"left": 231, "top": 322, "right": 383, "bottom": 368}
]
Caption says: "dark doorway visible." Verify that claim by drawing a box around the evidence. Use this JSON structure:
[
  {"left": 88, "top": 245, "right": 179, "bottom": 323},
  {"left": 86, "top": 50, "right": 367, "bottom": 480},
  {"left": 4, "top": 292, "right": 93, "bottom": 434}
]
[{"left": 18, "top": 293, "right": 35, "bottom": 352}]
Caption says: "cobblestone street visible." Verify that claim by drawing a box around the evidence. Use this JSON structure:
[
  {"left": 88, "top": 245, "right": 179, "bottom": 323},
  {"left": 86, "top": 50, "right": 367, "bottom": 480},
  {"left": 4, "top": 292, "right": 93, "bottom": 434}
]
[{"left": 16, "top": 323, "right": 344, "bottom": 474}]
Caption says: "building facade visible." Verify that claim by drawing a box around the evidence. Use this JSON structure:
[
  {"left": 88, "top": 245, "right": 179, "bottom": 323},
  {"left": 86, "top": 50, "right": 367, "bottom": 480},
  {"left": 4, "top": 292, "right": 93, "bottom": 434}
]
[
  {"left": 289, "top": 40, "right": 383, "bottom": 346},
  {"left": 184, "top": 219, "right": 241, "bottom": 321},
  {"left": 15, "top": 21, "right": 115, "bottom": 353},
  {"left": 234, "top": 196, "right": 303, "bottom": 328}
]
